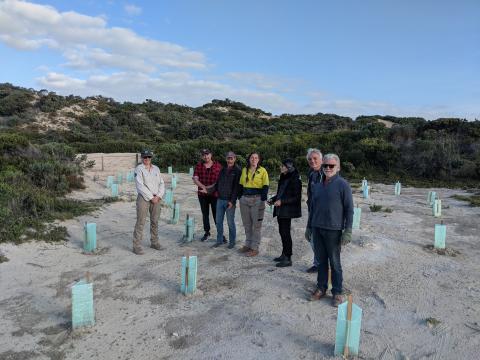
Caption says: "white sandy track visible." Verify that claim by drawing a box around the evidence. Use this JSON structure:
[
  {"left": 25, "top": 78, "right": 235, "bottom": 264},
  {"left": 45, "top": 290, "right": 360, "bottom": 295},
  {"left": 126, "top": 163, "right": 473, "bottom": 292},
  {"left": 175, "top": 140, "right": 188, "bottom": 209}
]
[{"left": 1, "top": 160, "right": 480, "bottom": 360}]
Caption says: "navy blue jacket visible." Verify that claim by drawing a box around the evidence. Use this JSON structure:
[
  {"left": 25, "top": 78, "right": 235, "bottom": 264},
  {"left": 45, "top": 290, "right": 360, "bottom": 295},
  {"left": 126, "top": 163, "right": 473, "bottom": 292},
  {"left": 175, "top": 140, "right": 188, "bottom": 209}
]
[{"left": 307, "top": 174, "right": 353, "bottom": 230}]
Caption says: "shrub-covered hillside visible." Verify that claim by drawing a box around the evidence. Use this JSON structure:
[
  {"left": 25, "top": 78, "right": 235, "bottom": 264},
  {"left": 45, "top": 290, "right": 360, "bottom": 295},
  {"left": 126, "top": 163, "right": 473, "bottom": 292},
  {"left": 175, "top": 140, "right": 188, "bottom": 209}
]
[{"left": 1, "top": 82, "right": 479, "bottom": 184}]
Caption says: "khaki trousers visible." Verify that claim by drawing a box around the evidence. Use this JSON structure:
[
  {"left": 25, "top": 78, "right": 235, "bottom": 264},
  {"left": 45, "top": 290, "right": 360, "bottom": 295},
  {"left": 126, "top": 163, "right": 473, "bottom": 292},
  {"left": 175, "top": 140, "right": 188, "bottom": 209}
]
[
  {"left": 239, "top": 195, "right": 265, "bottom": 251},
  {"left": 133, "top": 195, "right": 161, "bottom": 249}
]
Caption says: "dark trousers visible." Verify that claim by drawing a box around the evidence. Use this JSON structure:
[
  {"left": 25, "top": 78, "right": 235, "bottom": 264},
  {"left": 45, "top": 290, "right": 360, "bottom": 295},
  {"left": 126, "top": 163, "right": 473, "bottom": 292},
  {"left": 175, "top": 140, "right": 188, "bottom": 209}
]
[
  {"left": 198, "top": 195, "right": 217, "bottom": 234},
  {"left": 277, "top": 217, "right": 292, "bottom": 257},
  {"left": 312, "top": 227, "right": 343, "bottom": 295}
]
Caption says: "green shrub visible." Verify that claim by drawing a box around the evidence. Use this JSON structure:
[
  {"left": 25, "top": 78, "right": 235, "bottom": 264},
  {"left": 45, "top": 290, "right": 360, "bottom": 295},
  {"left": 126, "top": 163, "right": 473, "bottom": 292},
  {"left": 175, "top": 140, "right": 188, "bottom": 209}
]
[{"left": 369, "top": 204, "right": 383, "bottom": 212}]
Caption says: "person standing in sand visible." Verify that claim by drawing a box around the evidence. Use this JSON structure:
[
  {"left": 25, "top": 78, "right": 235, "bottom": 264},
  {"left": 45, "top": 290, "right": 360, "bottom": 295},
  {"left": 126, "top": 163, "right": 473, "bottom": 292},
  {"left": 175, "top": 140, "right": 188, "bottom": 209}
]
[
  {"left": 202, "top": 151, "right": 242, "bottom": 249},
  {"left": 308, "top": 153, "right": 353, "bottom": 307},
  {"left": 192, "top": 149, "right": 223, "bottom": 242},
  {"left": 268, "top": 158, "right": 302, "bottom": 268},
  {"left": 238, "top": 152, "right": 269, "bottom": 257},
  {"left": 132, "top": 149, "right": 165, "bottom": 255},
  {"left": 305, "top": 148, "right": 323, "bottom": 273}
]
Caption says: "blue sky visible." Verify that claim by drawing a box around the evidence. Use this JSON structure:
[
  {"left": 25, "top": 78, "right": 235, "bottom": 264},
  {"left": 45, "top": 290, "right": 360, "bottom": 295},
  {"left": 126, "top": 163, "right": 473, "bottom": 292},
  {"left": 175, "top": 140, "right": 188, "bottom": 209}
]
[{"left": 0, "top": 0, "right": 478, "bottom": 119}]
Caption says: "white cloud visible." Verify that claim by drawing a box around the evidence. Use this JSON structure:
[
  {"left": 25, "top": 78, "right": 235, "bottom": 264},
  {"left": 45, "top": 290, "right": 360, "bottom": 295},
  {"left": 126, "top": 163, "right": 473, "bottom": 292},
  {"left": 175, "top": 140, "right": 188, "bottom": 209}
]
[
  {"left": 0, "top": 0, "right": 206, "bottom": 70},
  {"left": 124, "top": 4, "right": 142, "bottom": 16},
  {"left": 301, "top": 93, "right": 479, "bottom": 120},
  {"left": 36, "top": 71, "right": 296, "bottom": 113}
]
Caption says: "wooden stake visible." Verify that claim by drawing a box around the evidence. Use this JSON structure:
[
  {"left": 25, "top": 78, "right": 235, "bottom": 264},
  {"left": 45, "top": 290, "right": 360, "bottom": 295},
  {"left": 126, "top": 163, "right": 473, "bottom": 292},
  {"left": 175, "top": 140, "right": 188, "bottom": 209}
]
[
  {"left": 344, "top": 294, "right": 353, "bottom": 358},
  {"left": 328, "top": 267, "right": 332, "bottom": 290}
]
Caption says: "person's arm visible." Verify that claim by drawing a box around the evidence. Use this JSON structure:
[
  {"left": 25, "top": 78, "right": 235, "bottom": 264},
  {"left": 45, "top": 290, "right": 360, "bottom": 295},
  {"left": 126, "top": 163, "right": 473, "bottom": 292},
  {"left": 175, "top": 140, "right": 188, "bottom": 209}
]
[
  {"left": 230, "top": 169, "right": 241, "bottom": 205},
  {"left": 343, "top": 182, "right": 354, "bottom": 230},
  {"left": 260, "top": 169, "right": 269, "bottom": 201},
  {"left": 135, "top": 168, "right": 154, "bottom": 201},
  {"left": 192, "top": 164, "right": 206, "bottom": 191}
]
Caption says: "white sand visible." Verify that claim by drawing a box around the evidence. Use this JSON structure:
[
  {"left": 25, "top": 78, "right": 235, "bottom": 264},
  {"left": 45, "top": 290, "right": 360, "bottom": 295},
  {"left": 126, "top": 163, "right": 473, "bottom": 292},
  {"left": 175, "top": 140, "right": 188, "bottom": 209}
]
[{"left": 1, "top": 159, "right": 480, "bottom": 360}]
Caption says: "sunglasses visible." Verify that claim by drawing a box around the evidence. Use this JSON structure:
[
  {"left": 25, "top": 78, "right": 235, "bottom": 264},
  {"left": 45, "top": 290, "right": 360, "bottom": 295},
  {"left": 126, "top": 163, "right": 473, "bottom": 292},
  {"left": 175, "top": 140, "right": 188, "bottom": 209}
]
[
  {"left": 322, "top": 164, "right": 336, "bottom": 169},
  {"left": 143, "top": 156, "right": 152, "bottom": 159}
]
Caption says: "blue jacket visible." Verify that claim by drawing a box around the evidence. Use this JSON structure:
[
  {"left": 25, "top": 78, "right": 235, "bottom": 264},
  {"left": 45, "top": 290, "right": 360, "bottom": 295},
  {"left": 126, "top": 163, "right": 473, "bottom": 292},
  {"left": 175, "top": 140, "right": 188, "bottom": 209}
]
[{"left": 307, "top": 174, "right": 353, "bottom": 231}]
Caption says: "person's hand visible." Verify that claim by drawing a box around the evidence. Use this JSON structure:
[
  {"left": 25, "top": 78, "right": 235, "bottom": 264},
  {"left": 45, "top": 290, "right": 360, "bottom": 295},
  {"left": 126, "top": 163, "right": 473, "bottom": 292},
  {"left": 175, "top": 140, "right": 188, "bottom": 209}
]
[
  {"left": 199, "top": 188, "right": 208, "bottom": 194},
  {"left": 274, "top": 200, "right": 281, "bottom": 207},
  {"left": 341, "top": 229, "right": 352, "bottom": 246},
  {"left": 151, "top": 196, "right": 159, "bottom": 204},
  {"left": 227, "top": 202, "right": 233, "bottom": 209},
  {"left": 304, "top": 227, "right": 312, "bottom": 242}
]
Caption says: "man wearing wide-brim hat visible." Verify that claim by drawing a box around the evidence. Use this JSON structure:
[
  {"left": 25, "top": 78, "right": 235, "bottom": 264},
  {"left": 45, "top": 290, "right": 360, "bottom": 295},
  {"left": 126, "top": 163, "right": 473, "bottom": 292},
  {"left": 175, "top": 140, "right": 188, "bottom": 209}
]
[{"left": 132, "top": 149, "right": 165, "bottom": 255}]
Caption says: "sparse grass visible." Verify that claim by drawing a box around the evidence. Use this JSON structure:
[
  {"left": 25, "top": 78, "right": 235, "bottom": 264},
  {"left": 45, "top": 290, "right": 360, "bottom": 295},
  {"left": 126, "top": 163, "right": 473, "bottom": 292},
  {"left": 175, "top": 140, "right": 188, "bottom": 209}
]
[
  {"left": 425, "top": 317, "right": 441, "bottom": 328},
  {"left": 369, "top": 204, "right": 383, "bottom": 212},
  {"left": 384, "top": 207, "right": 393, "bottom": 213},
  {"left": 451, "top": 194, "right": 480, "bottom": 207},
  {"left": 0, "top": 254, "right": 9, "bottom": 263}
]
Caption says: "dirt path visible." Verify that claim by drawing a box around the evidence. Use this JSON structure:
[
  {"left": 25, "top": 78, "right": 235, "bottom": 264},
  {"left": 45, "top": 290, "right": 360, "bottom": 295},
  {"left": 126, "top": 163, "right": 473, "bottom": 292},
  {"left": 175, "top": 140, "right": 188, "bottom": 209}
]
[{"left": 1, "top": 165, "right": 479, "bottom": 359}]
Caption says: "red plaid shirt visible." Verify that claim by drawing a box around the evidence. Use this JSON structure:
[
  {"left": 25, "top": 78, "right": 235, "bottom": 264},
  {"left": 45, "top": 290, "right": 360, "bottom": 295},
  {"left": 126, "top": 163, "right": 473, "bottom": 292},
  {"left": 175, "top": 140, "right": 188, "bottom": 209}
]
[{"left": 194, "top": 161, "right": 222, "bottom": 197}]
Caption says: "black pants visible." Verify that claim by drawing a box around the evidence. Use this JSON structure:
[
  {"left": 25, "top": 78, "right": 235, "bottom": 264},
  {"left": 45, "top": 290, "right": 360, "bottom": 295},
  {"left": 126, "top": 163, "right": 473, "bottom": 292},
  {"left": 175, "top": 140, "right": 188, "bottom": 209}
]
[
  {"left": 312, "top": 227, "right": 343, "bottom": 295},
  {"left": 198, "top": 195, "right": 217, "bottom": 233},
  {"left": 277, "top": 217, "right": 292, "bottom": 257}
]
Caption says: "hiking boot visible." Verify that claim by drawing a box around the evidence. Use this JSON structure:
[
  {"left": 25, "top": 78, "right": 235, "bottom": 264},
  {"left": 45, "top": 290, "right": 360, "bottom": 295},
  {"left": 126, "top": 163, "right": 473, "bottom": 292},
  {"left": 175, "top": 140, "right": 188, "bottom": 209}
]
[
  {"left": 200, "top": 233, "right": 210, "bottom": 242},
  {"left": 223, "top": 236, "right": 227, "bottom": 244},
  {"left": 332, "top": 294, "right": 344, "bottom": 307},
  {"left": 276, "top": 257, "right": 292, "bottom": 267},
  {"left": 150, "top": 243, "right": 163, "bottom": 250},
  {"left": 238, "top": 245, "right": 250, "bottom": 253},
  {"left": 310, "top": 288, "right": 327, "bottom": 301},
  {"left": 245, "top": 249, "right": 259, "bottom": 257},
  {"left": 306, "top": 265, "right": 318, "bottom": 273},
  {"left": 227, "top": 243, "right": 235, "bottom": 249},
  {"left": 274, "top": 254, "right": 286, "bottom": 262},
  {"left": 133, "top": 247, "right": 144, "bottom": 255},
  {"left": 211, "top": 242, "right": 223, "bottom": 248}
]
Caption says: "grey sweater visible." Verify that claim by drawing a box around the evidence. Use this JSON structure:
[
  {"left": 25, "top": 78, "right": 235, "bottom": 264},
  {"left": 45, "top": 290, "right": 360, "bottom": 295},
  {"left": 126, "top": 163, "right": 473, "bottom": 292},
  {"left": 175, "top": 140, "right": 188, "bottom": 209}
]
[{"left": 307, "top": 174, "right": 353, "bottom": 230}]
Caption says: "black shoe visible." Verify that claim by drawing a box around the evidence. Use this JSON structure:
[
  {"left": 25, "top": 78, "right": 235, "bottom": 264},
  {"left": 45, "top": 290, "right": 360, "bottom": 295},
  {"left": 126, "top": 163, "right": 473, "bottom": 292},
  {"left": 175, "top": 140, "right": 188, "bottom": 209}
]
[
  {"left": 223, "top": 236, "right": 227, "bottom": 244},
  {"left": 276, "top": 257, "right": 292, "bottom": 268},
  {"left": 227, "top": 243, "right": 235, "bottom": 249},
  {"left": 273, "top": 254, "right": 286, "bottom": 262},
  {"left": 211, "top": 242, "right": 223, "bottom": 248},
  {"left": 201, "top": 233, "right": 210, "bottom": 242},
  {"left": 306, "top": 265, "right": 318, "bottom": 273}
]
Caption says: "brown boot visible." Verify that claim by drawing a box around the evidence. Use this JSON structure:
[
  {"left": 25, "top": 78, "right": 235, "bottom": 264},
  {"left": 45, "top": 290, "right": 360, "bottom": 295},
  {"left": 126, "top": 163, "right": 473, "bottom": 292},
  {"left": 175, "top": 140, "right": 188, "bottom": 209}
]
[
  {"left": 310, "top": 288, "right": 327, "bottom": 301},
  {"left": 150, "top": 243, "right": 163, "bottom": 250},
  {"left": 133, "top": 247, "right": 144, "bottom": 255},
  {"left": 332, "top": 294, "right": 344, "bottom": 307},
  {"left": 245, "top": 249, "right": 259, "bottom": 257},
  {"left": 238, "top": 246, "right": 251, "bottom": 253}
]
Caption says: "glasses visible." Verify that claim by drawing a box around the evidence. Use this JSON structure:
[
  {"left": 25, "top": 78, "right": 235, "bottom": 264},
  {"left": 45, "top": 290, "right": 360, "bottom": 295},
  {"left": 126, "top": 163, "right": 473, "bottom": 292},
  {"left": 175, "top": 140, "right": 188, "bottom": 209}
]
[
  {"left": 143, "top": 156, "right": 152, "bottom": 159},
  {"left": 226, "top": 156, "right": 234, "bottom": 160},
  {"left": 322, "top": 164, "right": 336, "bottom": 169}
]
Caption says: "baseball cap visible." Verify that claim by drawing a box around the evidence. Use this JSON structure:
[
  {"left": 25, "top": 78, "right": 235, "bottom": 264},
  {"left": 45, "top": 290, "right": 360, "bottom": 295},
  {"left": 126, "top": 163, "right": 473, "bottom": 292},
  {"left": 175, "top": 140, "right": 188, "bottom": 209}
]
[
  {"left": 201, "top": 148, "right": 211, "bottom": 155},
  {"left": 225, "top": 151, "right": 236, "bottom": 158},
  {"left": 141, "top": 149, "right": 153, "bottom": 158}
]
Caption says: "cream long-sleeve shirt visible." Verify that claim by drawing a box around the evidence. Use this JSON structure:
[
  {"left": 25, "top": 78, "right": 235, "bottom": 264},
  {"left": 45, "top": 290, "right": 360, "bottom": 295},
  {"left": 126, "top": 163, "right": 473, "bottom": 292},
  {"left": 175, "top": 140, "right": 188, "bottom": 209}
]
[{"left": 135, "top": 164, "right": 165, "bottom": 201}]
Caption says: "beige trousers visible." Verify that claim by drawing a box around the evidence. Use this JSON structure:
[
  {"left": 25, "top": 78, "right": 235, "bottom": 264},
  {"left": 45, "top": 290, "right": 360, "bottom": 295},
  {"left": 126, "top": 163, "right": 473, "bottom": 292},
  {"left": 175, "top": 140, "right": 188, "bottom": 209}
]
[
  {"left": 239, "top": 195, "right": 265, "bottom": 251},
  {"left": 133, "top": 195, "right": 161, "bottom": 249}
]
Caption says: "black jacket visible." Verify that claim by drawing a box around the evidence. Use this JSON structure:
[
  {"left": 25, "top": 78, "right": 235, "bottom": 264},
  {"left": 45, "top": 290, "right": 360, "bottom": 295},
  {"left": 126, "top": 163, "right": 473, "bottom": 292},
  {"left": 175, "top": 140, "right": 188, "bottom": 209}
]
[
  {"left": 213, "top": 164, "right": 241, "bottom": 204},
  {"left": 271, "top": 170, "right": 302, "bottom": 219}
]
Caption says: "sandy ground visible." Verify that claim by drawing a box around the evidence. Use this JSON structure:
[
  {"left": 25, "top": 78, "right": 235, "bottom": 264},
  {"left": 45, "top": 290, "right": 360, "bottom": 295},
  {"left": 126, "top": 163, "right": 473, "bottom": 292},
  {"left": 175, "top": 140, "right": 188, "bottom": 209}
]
[{"left": 1, "top": 161, "right": 480, "bottom": 360}]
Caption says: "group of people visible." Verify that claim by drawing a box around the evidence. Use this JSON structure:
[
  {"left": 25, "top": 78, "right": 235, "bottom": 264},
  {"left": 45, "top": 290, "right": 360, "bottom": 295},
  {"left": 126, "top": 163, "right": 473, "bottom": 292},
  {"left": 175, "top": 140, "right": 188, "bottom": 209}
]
[{"left": 132, "top": 147, "right": 353, "bottom": 307}]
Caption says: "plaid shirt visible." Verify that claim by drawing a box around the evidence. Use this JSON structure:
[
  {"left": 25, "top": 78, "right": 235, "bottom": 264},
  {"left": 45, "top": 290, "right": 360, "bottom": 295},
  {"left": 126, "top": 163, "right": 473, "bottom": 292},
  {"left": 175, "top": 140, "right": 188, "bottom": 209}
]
[{"left": 194, "top": 161, "right": 222, "bottom": 197}]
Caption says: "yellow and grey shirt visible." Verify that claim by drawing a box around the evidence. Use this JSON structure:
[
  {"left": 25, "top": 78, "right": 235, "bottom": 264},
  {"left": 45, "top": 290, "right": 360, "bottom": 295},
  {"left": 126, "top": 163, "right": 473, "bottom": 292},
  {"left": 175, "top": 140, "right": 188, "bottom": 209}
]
[
  {"left": 239, "top": 166, "right": 269, "bottom": 199},
  {"left": 135, "top": 164, "right": 165, "bottom": 201}
]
